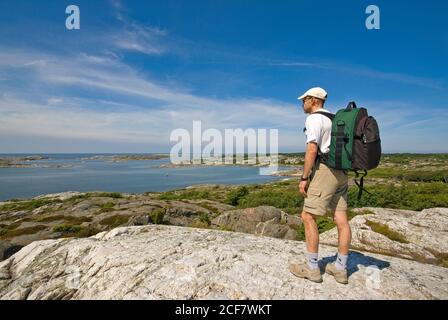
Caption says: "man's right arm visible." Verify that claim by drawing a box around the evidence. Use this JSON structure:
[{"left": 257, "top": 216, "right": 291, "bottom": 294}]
[{"left": 302, "top": 142, "right": 318, "bottom": 179}]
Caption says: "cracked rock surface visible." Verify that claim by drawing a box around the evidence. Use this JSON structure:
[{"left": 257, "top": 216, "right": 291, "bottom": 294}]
[
  {"left": 1, "top": 225, "right": 447, "bottom": 300},
  {"left": 320, "top": 207, "right": 448, "bottom": 266}
]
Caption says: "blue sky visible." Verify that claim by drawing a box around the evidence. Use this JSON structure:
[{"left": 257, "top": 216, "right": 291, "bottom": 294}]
[{"left": 0, "top": 0, "right": 447, "bottom": 153}]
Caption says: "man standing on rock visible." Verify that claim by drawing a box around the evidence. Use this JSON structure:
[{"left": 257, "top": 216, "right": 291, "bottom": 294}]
[{"left": 289, "top": 87, "right": 351, "bottom": 284}]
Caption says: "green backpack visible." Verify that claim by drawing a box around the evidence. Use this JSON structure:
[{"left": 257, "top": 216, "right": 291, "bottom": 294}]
[{"left": 313, "top": 101, "right": 382, "bottom": 200}]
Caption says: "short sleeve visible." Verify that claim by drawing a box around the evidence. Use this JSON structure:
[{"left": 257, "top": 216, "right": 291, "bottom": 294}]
[{"left": 304, "top": 115, "right": 322, "bottom": 145}]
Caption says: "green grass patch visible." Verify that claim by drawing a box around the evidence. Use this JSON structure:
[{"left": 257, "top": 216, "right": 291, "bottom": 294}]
[
  {"left": 365, "top": 168, "right": 448, "bottom": 183},
  {"left": 53, "top": 224, "right": 82, "bottom": 233},
  {"left": 190, "top": 220, "right": 211, "bottom": 229},
  {"left": 0, "top": 198, "right": 62, "bottom": 213},
  {"left": 90, "top": 192, "right": 123, "bottom": 199},
  {"left": 99, "top": 214, "right": 129, "bottom": 228},
  {"left": 380, "top": 153, "right": 448, "bottom": 165},
  {"left": 97, "top": 202, "right": 116, "bottom": 213},
  {"left": 52, "top": 224, "right": 100, "bottom": 238},
  {"left": 157, "top": 190, "right": 212, "bottom": 201},
  {"left": 348, "top": 182, "right": 448, "bottom": 210},
  {"left": 365, "top": 219, "right": 409, "bottom": 244},
  {"left": 197, "top": 202, "right": 220, "bottom": 216},
  {"left": 0, "top": 221, "right": 22, "bottom": 232},
  {"left": 238, "top": 188, "right": 303, "bottom": 215},
  {"left": 219, "top": 225, "right": 234, "bottom": 232},
  {"left": 1, "top": 225, "right": 47, "bottom": 239},
  {"left": 35, "top": 215, "right": 92, "bottom": 223}
]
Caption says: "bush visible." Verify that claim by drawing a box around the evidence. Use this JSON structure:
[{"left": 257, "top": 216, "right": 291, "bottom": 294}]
[
  {"left": 226, "top": 186, "right": 249, "bottom": 206},
  {"left": 149, "top": 208, "right": 165, "bottom": 224},
  {"left": 53, "top": 224, "right": 82, "bottom": 233},
  {"left": 93, "top": 192, "right": 123, "bottom": 199},
  {"left": 198, "top": 212, "right": 211, "bottom": 225}
]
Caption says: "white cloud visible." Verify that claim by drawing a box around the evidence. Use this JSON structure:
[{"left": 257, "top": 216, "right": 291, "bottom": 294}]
[
  {"left": 0, "top": 47, "right": 446, "bottom": 153},
  {"left": 47, "top": 98, "right": 64, "bottom": 105},
  {"left": 0, "top": 49, "right": 306, "bottom": 152}
]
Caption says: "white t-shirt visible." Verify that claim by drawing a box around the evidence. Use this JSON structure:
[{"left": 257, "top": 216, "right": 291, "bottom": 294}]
[{"left": 304, "top": 108, "right": 333, "bottom": 154}]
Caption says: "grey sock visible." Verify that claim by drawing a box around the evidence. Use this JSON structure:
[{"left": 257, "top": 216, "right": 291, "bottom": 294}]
[
  {"left": 307, "top": 252, "right": 319, "bottom": 269},
  {"left": 335, "top": 252, "right": 348, "bottom": 270}
]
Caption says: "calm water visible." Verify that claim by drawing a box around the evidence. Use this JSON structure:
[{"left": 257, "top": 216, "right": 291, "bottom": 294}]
[{"left": 0, "top": 154, "right": 290, "bottom": 201}]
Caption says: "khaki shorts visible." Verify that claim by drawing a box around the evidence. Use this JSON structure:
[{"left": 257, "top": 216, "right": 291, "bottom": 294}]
[{"left": 303, "top": 162, "right": 348, "bottom": 216}]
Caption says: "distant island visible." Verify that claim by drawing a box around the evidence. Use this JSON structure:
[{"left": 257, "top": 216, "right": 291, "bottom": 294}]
[
  {"left": 80, "top": 154, "right": 169, "bottom": 162},
  {"left": 0, "top": 154, "right": 169, "bottom": 168},
  {"left": 0, "top": 156, "right": 51, "bottom": 168}
]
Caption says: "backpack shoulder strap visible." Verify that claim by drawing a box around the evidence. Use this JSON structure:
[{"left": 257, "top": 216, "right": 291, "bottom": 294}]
[{"left": 313, "top": 111, "right": 335, "bottom": 121}]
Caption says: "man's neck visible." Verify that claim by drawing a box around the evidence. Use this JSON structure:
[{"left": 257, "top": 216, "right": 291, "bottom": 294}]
[{"left": 310, "top": 106, "right": 324, "bottom": 114}]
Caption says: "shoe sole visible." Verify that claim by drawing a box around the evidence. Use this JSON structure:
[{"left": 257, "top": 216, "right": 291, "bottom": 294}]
[{"left": 325, "top": 268, "right": 348, "bottom": 285}]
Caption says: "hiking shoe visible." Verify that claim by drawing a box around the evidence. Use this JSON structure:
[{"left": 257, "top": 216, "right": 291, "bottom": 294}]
[
  {"left": 325, "top": 263, "right": 348, "bottom": 284},
  {"left": 289, "top": 262, "right": 323, "bottom": 283}
]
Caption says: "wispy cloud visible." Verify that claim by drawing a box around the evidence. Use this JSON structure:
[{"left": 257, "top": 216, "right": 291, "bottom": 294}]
[
  {"left": 270, "top": 60, "right": 444, "bottom": 90},
  {"left": 1, "top": 47, "right": 446, "bottom": 153},
  {"left": 108, "top": 0, "right": 167, "bottom": 55},
  {"left": 0, "top": 48, "right": 306, "bottom": 152},
  {"left": 114, "top": 23, "right": 167, "bottom": 55}
]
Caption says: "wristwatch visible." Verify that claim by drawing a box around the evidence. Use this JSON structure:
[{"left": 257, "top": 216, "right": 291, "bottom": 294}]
[{"left": 300, "top": 176, "right": 309, "bottom": 181}]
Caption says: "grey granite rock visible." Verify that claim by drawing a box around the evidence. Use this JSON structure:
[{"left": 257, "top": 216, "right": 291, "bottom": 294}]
[
  {"left": 0, "top": 225, "right": 446, "bottom": 300},
  {"left": 320, "top": 207, "right": 448, "bottom": 266},
  {"left": 212, "top": 206, "right": 301, "bottom": 240}
]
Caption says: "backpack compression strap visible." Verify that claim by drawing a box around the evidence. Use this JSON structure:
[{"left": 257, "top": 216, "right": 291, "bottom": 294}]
[{"left": 353, "top": 170, "right": 371, "bottom": 200}]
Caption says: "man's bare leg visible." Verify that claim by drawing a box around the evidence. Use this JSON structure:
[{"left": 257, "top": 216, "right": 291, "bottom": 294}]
[
  {"left": 334, "top": 210, "right": 351, "bottom": 256},
  {"left": 288, "top": 210, "right": 323, "bottom": 283},
  {"left": 322, "top": 210, "right": 351, "bottom": 284},
  {"left": 301, "top": 210, "right": 319, "bottom": 253}
]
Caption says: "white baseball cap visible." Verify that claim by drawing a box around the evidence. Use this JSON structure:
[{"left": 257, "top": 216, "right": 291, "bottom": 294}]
[{"left": 297, "top": 87, "right": 328, "bottom": 101}]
